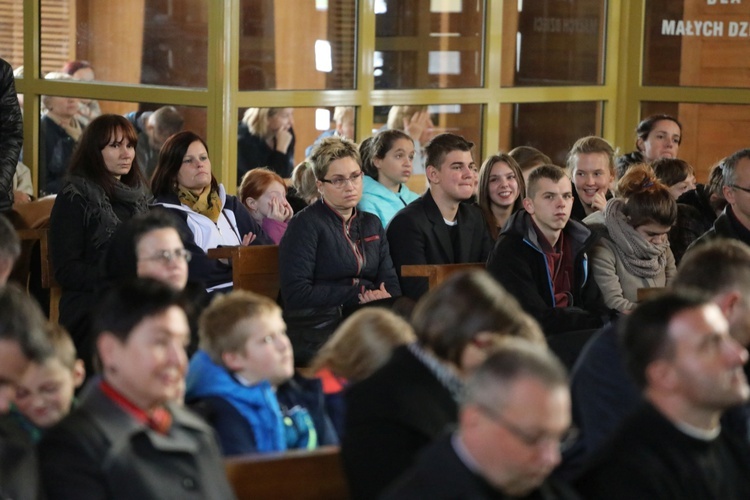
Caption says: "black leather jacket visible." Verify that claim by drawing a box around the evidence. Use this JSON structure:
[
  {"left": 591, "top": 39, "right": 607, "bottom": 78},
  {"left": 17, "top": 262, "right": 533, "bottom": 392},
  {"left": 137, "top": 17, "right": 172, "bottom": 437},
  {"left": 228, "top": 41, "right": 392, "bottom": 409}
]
[{"left": 0, "top": 58, "right": 23, "bottom": 212}]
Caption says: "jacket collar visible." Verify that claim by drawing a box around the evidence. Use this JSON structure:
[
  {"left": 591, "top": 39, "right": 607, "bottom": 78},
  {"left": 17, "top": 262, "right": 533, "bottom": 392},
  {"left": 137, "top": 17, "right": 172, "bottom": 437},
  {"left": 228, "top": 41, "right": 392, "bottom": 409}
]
[
  {"left": 504, "top": 209, "right": 595, "bottom": 256},
  {"left": 78, "top": 378, "right": 210, "bottom": 454},
  {"left": 153, "top": 184, "right": 227, "bottom": 213},
  {"left": 422, "top": 189, "right": 482, "bottom": 262}
]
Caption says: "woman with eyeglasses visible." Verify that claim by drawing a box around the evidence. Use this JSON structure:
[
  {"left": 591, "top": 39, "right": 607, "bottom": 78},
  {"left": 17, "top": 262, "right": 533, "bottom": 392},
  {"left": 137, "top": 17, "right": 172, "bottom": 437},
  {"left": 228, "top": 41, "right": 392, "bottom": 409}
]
[
  {"left": 279, "top": 136, "right": 402, "bottom": 366},
  {"left": 49, "top": 114, "right": 150, "bottom": 369},
  {"left": 104, "top": 209, "right": 210, "bottom": 356},
  {"left": 151, "top": 131, "right": 273, "bottom": 294}
]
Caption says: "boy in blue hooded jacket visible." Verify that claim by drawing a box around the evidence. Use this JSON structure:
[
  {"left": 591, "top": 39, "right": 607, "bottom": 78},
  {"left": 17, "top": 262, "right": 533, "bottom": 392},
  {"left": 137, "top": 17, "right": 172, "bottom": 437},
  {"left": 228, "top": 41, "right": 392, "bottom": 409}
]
[{"left": 185, "top": 290, "right": 337, "bottom": 455}]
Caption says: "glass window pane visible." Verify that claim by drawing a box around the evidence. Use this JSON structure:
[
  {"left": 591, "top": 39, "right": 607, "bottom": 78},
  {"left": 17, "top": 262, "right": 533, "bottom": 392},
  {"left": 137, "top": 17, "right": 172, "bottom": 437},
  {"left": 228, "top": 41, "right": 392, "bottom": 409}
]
[
  {"left": 371, "top": 103, "right": 484, "bottom": 176},
  {"left": 641, "top": 101, "right": 748, "bottom": 182},
  {"left": 501, "top": 0, "right": 606, "bottom": 87},
  {"left": 239, "top": 0, "right": 356, "bottom": 90},
  {"left": 0, "top": 0, "right": 23, "bottom": 71},
  {"left": 37, "top": 98, "right": 205, "bottom": 196},
  {"left": 643, "top": 1, "right": 750, "bottom": 88},
  {"left": 375, "top": 0, "right": 484, "bottom": 89},
  {"left": 40, "top": 1, "right": 208, "bottom": 87},
  {"left": 500, "top": 102, "right": 602, "bottom": 165},
  {"left": 237, "top": 106, "right": 357, "bottom": 180}
]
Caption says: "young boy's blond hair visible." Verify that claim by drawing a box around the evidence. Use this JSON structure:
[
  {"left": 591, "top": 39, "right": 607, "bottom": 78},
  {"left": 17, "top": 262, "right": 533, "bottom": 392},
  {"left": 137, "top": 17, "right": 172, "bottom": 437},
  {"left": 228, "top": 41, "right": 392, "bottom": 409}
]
[
  {"left": 45, "top": 323, "right": 80, "bottom": 371},
  {"left": 198, "top": 291, "right": 282, "bottom": 365}
]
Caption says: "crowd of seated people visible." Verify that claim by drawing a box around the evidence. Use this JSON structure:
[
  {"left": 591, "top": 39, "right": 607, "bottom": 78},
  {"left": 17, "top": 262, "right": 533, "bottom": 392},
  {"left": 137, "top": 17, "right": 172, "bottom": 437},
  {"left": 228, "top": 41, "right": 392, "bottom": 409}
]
[{"left": 7, "top": 74, "right": 750, "bottom": 500}]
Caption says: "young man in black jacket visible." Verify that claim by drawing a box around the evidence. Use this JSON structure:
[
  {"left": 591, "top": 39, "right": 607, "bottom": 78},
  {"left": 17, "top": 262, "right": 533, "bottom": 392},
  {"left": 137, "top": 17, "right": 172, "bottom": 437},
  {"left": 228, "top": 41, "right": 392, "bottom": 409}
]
[
  {"left": 387, "top": 133, "right": 492, "bottom": 300},
  {"left": 487, "top": 165, "right": 611, "bottom": 336}
]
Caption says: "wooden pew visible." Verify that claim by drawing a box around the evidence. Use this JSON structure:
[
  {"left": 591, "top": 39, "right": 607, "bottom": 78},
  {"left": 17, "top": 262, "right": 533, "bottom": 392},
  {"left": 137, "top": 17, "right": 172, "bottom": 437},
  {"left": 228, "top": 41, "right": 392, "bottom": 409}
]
[
  {"left": 401, "top": 262, "right": 486, "bottom": 291},
  {"left": 636, "top": 287, "right": 666, "bottom": 303},
  {"left": 225, "top": 446, "right": 349, "bottom": 500},
  {"left": 14, "top": 228, "right": 61, "bottom": 323},
  {"left": 207, "top": 245, "right": 280, "bottom": 300}
]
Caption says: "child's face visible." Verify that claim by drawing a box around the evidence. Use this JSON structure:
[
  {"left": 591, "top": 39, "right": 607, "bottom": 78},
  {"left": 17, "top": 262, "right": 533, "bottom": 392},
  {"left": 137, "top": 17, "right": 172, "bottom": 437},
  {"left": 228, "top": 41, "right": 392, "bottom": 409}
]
[
  {"left": 14, "top": 358, "right": 84, "bottom": 428},
  {"left": 223, "top": 310, "right": 294, "bottom": 388}
]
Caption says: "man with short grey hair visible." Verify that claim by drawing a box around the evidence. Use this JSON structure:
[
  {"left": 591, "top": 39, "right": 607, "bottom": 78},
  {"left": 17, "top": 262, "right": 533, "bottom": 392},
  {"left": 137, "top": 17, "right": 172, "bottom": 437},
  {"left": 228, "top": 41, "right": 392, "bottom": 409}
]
[
  {"left": 384, "top": 338, "right": 579, "bottom": 499},
  {"left": 692, "top": 148, "right": 750, "bottom": 247}
]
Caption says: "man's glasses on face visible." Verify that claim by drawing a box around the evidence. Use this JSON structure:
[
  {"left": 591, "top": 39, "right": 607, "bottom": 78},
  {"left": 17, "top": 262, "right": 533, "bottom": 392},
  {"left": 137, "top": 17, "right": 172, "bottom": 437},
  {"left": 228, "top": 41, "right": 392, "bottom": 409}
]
[
  {"left": 139, "top": 248, "right": 192, "bottom": 264},
  {"left": 476, "top": 402, "right": 578, "bottom": 453}
]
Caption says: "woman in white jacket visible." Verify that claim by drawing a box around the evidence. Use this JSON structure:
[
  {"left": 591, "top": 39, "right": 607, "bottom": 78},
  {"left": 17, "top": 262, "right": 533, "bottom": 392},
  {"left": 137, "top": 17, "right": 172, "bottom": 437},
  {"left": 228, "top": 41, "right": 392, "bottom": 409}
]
[{"left": 151, "top": 131, "right": 272, "bottom": 293}]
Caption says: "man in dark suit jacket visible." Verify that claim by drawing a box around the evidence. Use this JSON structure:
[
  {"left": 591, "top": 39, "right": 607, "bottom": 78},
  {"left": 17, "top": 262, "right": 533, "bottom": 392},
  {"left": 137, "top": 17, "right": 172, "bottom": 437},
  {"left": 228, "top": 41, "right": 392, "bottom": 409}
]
[
  {"left": 383, "top": 339, "right": 579, "bottom": 500},
  {"left": 387, "top": 133, "right": 492, "bottom": 300}
]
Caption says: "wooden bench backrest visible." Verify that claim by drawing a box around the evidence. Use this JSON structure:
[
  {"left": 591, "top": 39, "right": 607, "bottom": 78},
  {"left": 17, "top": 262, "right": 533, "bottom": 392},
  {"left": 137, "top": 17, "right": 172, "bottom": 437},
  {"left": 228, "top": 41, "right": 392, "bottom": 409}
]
[
  {"left": 401, "top": 262, "right": 486, "bottom": 290},
  {"left": 207, "top": 245, "right": 280, "bottom": 300},
  {"left": 636, "top": 287, "right": 667, "bottom": 303},
  {"left": 15, "top": 227, "right": 61, "bottom": 324},
  {"left": 224, "top": 446, "right": 349, "bottom": 500}
]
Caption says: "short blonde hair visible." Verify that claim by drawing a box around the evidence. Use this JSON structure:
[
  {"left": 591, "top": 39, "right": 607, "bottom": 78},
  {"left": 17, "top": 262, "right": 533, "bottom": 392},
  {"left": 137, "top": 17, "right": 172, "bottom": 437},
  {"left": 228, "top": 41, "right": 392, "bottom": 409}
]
[
  {"left": 386, "top": 105, "right": 428, "bottom": 131},
  {"left": 566, "top": 136, "right": 616, "bottom": 178},
  {"left": 333, "top": 106, "right": 354, "bottom": 125},
  {"left": 309, "top": 136, "right": 361, "bottom": 180},
  {"left": 41, "top": 72, "right": 75, "bottom": 110},
  {"left": 309, "top": 309, "right": 415, "bottom": 381},
  {"left": 44, "top": 323, "right": 78, "bottom": 371},
  {"left": 242, "top": 107, "right": 287, "bottom": 137},
  {"left": 199, "top": 290, "right": 281, "bottom": 365},
  {"left": 291, "top": 160, "right": 319, "bottom": 204}
]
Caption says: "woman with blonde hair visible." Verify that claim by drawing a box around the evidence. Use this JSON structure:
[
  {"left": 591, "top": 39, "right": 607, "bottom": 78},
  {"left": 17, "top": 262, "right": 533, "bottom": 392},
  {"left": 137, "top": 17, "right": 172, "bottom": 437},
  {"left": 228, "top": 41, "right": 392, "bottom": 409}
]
[
  {"left": 39, "top": 72, "right": 83, "bottom": 195},
  {"left": 279, "top": 136, "right": 401, "bottom": 365},
  {"left": 385, "top": 105, "right": 433, "bottom": 175},
  {"left": 289, "top": 160, "right": 320, "bottom": 209},
  {"left": 237, "top": 107, "right": 295, "bottom": 179},
  {"left": 309, "top": 308, "right": 416, "bottom": 436},
  {"left": 584, "top": 164, "right": 677, "bottom": 313},
  {"left": 310, "top": 308, "right": 415, "bottom": 383}
]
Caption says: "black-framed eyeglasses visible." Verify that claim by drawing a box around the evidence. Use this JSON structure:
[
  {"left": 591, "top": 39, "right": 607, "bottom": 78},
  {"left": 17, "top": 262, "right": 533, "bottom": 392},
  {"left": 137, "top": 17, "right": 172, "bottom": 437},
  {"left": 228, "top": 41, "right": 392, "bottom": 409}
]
[
  {"left": 320, "top": 170, "right": 364, "bottom": 189},
  {"left": 139, "top": 248, "right": 192, "bottom": 264},
  {"left": 730, "top": 184, "right": 750, "bottom": 194},
  {"left": 476, "top": 403, "right": 579, "bottom": 453}
]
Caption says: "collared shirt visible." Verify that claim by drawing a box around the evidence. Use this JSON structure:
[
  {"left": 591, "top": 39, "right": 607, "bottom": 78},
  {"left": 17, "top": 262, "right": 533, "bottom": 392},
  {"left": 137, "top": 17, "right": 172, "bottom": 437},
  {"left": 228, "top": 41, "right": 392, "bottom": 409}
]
[{"left": 99, "top": 379, "right": 172, "bottom": 434}]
